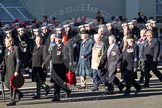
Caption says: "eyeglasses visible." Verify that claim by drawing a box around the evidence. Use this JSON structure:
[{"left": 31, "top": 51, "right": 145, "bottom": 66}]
[{"left": 146, "top": 35, "right": 152, "bottom": 36}]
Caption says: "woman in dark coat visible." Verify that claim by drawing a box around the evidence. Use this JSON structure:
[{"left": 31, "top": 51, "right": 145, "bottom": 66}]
[
  {"left": 32, "top": 36, "right": 49, "bottom": 99},
  {"left": 62, "top": 33, "right": 74, "bottom": 72},
  {"left": 120, "top": 34, "right": 141, "bottom": 96}
]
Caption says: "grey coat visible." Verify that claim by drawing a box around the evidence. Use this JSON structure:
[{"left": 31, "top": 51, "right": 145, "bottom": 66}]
[
  {"left": 3, "top": 46, "right": 20, "bottom": 89},
  {"left": 99, "top": 44, "right": 120, "bottom": 83}
]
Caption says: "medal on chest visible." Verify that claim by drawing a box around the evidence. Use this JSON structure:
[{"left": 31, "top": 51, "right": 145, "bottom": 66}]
[
  {"left": 8, "top": 47, "right": 14, "bottom": 55},
  {"left": 7, "top": 51, "right": 10, "bottom": 56},
  {"left": 57, "top": 44, "right": 62, "bottom": 55},
  {"left": 147, "top": 41, "right": 152, "bottom": 46},
  {"left": 0, "top": 49, "right": 2, "bottom": 54},
  {"left": 93, "top": 46, "right": 102, "bottom": 57},
  {"left": 23, "top": 48, "right": 27, "bottom": 52},
  {"left": 126, "top": 48, "right": 133, "bottom": 53}
]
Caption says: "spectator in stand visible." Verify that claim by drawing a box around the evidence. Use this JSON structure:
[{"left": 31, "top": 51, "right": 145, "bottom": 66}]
[
  {"left": 145, "top": 22, "right": 158, "bottom": 38},
  {"left": 42, "top": 15, "right": 49, "bottom": 26},
  {"left": 137, "top": 11, "right": 148, "bottom": 24},
  {"left": 119, "top": 16, "right": 124, "bottom": 23},
  {"left": 74, "top": 16, "right": 82, "bottom": 27},
  {"left": 96, "top": 11, "right": 105, "bottom": 24}
]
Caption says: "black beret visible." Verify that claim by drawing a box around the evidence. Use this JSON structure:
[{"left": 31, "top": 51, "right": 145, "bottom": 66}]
[
  {"left": 80, "top": 30, "right": 88, "bottom": 34},
  {"left": 126, "top": 34, "right": 134, "bottom": 39},
  {"left": 55, "top": 34, "right": 62, "bottom": 39}
]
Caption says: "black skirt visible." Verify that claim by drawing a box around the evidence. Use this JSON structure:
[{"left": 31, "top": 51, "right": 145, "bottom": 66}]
[
  {"left": 50, "top": 64, "right": 67, "bottom": 83},
  {"left": 32, "top": 67, "right": 47, "bottom": 82}
]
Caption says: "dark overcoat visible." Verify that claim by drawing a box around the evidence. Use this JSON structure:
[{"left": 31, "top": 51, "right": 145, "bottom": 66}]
[
  {"left": 32, "top": 45, "right": 48, "bottom": 82},
  {"left": 3, "top": 46, "right": 20, "bottom": 89},
  {"left": 44, "top": 43, "right": 67, "bottom": 82},
  {"left": 120, "top": 43, "right": 139, "bottom": 80}
]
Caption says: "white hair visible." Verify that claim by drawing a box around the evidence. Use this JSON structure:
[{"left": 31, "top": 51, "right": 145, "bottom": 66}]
[
  {"left": 94, "top": 34, "right": 101, "bottom": 39},
  {"left": 109, "top": 35, "right": 116, "bottom": 41}
]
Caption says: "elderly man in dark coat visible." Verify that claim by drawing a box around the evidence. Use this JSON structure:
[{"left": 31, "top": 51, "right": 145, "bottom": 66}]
[
  {"left": 2, "top": 37, "right": 23, "bottom": 106},
  {"left": 76, "top": 30, "right": 94, "bottom": 89},
  {"left": 43, "top": 34, "right": 71, "bottom": 102},
  {"left": 143, "top": 30, "right": 162, "bottom": 88},
  {"left": 120, "top": 34, "right": 141, "bottom": 96},
  {"left": 99, "top": 35, "right": 124, "bottom": 93}
]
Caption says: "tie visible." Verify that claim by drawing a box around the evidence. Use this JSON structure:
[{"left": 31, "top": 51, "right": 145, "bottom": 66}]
[
  {"left": 107, "top": 46, "right": 111, "bottom": 58},
  {"left": 147, "top": 41, "right": 151, "bottom": 46}
]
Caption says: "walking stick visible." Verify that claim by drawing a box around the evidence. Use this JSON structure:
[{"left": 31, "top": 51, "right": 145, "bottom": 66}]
[{"left": 0, "top": 69, "right": 5, "bottom": 102}]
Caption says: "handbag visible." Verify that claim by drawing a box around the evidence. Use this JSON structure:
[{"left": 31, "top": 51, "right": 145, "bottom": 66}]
[{"left": 66, "top": 71, "right": 77, "bottom": 86}]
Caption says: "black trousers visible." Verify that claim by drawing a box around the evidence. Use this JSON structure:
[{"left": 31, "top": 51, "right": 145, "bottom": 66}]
[
  {"left": 124, "top": 71, "right": 141, "bottom": 94},
  {"left": 107, "top": 77, "right": 124, "bottom": 92},
  {"left": 125, "top": 78, "right": 140, "bottom": 93},
  {"left": 35, "top": 82, "right": 41, "bottom": 96},
  {"left": 53, "top": 83, "right": 60, "bottom": 99},
  {"left": 144, "top": 62, "right": 162, "bottom": 86},
  {"left": 51, "top": 64, "right": 71, "bottom": 99},
  {"left": 35, "top": 81, "right": 49, "bottom": 96},
  {"left": 114, "top": 77, "right": 124, "bottom": 88},
  {"left": 53, "top": 83, "right": 71, "bottom": 99}
]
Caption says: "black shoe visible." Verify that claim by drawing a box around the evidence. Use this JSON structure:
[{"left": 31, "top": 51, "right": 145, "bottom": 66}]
[
  {"left": 6, "top": 102, "right": 16, "bottom": 106},
  {"left": 65, "top": 90, "right": 71, "bottom": 98},
  {"left": 123, "top": 92, "right": 130, "bottom": 96},
  {"left": 51, "top": 98, "right": 60, "bottom": 102},
  {"left": 135, "top": 87, "right": 141, "bottom": 94},
  {"left": 19, "top": 92, "right": 23, "bottom": 99},
  {"left": 78, "top": 86, "right": 86, "bottom": 89},
  {"left": 159, "top": 77, "right": 162, "bottom": 82},
  {"left": 106, "top": 91, "right": 115, "bottom": 95},
  {"left": 149, "top": 74, "right": 152, "bottom": 78},
  {"left": 32, "top": 95, "right": 40, "bottom": 99},
  {"left": 91, "top": 88, "right": 99, "bottom": 91},
  {"left": 106, "top": 90, "right": 115, "bottom": 95},
  {"left": 118, "top": 84, "right": 124, "bottom": 93},
  {"left": 45, "top": 85, "right": 50, "bottom": 96},
  {"left": 143, "top": 84, "right": 149, "bottom": 88},
  {"left": 139, "top": 77, "right": 144, "bottom": 83}
]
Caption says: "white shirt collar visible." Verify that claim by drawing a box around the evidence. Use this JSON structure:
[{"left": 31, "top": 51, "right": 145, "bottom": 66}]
[{"left": 109, "top": 43, "right": 115, "bottom": 48}]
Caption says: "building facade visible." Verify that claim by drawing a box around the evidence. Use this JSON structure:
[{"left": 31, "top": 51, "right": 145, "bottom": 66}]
[
  {"left": 0, "top": 0, "right": 161, "bottom": 22},
  {"left": 21, "top": 0, "right": 159, "bottom": 22}
]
